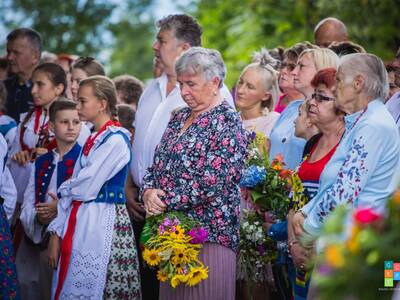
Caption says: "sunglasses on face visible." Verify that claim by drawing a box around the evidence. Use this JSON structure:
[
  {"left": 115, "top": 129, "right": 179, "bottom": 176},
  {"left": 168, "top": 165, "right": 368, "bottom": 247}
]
[{"left": 311, "top": 93, "right": 335, "bottom": 102}]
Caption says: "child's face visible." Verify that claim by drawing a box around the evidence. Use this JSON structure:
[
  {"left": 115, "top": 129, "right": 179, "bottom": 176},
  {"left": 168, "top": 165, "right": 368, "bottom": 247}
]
[
  {"left": 294, "top": 103, "right": 309, "bottom": 139},
  {"left": 31, "top": 71, "right": 64, "bottom": 108},
  {"left": 71, "top": 68, "right": 88, "bottom": 101},
  {"left": 50, "top": 109, "right": 81, "bottom": 144},
  {"left": 77, "top": 85, "right": 105, "bottom": 122}
]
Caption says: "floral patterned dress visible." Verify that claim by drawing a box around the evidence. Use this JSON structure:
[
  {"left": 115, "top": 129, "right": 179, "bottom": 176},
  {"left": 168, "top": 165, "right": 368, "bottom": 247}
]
[
  {"left": 0, "top": 204, "right": 20, "bottom": 299},
  {"left": 143, "top": 100, "right": 248, "bottom": 252}
]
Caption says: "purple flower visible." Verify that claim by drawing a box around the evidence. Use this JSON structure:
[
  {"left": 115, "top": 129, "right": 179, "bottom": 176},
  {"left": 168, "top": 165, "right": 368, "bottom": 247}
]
[
  {"left": 158, "top": 224, "right": 165, "bottom": 234},
  {"left": 188, "top": 227, "right": 208, "bottom": 244},
  {"left": 317, "top": 263, "right": 333, "bottom": 276},
  {"left": 162, "top": 218, "right": 172, "bottom": 227},
  {"left": 172, "top": 217, "right": 180, "bottom": 226}
]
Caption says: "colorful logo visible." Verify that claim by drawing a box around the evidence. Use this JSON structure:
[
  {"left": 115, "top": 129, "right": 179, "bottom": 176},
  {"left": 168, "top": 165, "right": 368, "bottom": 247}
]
[{"left": 384, "top": 261, "right": 400, "bottom": 287}]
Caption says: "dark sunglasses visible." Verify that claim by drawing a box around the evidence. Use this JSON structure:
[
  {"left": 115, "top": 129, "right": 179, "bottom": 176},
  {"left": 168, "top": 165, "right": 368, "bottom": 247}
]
[{"left": 312, "top": 93, "right": 335, "bottom": 102}]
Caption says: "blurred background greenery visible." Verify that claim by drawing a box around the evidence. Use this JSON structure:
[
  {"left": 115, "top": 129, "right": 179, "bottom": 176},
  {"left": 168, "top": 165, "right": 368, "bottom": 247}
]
[{"left": 1, "top": 0, "right": 399, "bottom": 87}]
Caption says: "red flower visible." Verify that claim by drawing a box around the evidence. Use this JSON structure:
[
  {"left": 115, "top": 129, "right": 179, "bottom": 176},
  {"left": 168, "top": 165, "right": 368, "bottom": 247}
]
[
  {"left": 64, "top": 159, "right": 75, "bottom": 167},
  {"left": 354, "top": 208, "right": 382, "bottom": 224},
  {"left": 279, "top": 169, "right": 292, "bottom": 179}
]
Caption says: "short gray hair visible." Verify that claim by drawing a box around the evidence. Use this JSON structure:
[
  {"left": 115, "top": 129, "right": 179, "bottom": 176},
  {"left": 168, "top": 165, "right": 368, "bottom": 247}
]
[
  {"left": 175, "top": 47, "right": 226, "bottom": 88},
  {"left": 340, "top": 53, "right": 389, "bottom": 100}
]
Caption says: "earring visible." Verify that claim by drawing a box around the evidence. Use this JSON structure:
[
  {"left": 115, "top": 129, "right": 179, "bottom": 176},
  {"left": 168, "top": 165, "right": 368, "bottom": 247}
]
[{"left": 213, "top": 90, "right": 217, "bottom": 96}]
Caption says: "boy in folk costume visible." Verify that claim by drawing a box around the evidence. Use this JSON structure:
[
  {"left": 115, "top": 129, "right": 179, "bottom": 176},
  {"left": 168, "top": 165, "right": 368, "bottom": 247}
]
[
  {"left": 47, "top": 76, "right": 141, "bottom": 300},
  {"left": 18, "top": 100, "right": 82, "bottom": 300}
]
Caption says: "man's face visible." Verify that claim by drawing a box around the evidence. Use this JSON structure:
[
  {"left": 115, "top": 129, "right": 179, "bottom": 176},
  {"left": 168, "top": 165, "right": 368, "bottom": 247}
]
[
  {"left": 6, "top": 37, "right": 39, "bottom": 78},
  {"left": 152, "top": 29, "right": 186, "bottom": 73}
]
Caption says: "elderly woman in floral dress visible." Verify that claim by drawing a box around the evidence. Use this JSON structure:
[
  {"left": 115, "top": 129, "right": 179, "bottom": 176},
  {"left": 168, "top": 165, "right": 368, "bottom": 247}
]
[{"left": 142, "top": 47, "right": 248, "bottom": 300}]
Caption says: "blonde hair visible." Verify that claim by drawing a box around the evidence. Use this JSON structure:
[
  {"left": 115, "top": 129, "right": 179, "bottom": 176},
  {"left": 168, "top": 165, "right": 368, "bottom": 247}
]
[
  {"left": 299, "top": 48, "right": 339, "bottom": 71},
  {"left": 242, "top": 49, "right": 280, "bottom": 111},
  {"left": 79, "top": 75, "right": 117, "bottom": 118}
]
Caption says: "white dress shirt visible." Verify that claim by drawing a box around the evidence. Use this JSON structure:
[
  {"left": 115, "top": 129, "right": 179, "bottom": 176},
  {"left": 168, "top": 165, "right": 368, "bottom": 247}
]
[{"left": 130, "top": 73, "right": 235, "bottom": 187}]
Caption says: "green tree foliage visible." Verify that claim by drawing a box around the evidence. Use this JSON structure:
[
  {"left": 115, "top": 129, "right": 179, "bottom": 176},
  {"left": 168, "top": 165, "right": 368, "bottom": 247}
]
[
  {"left": 195, "top": 0, "right": 400, "bottom": 87},
  {"left": 0, "top": 0, "right": 117, "bottom": 55},
  {"left": 108, "top": 18, "right": 155, "bottom": 80}
]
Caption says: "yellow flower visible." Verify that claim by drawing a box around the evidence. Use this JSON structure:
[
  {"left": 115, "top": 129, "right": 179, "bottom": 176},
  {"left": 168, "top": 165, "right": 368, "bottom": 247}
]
[
  {"left": 393, "top": 190, "right": 400, "bottom": 205},
  {"left": 170, "top": 275, "right": 181, "bottom": 288},
  {"left": 157, "top": 270, "right": 168, "bottom": 282},
  {"left": 272, "top": 164, "right": 282, "bottom": 171},
  {"left": 187, "top": 266, "right": 209, "bottom": 286},
  {"left": 171, "top": 261, "right": 186, "bottom": 274},
  {"left": 170, "top": 274, "right": 190, "bottom": 288},
  {"left": 325, "top": 245, "right": 345, "bottom": 268},
  {"left": 171, "top": 248, "right": 191, "bottom": 265},
  {"left": 142, "top": 248, "right": 161, "bottom": 266},
  {"left": 170, "top": 225, "right": 185, "bottom": 239},
  {"left": 347, "top": 225, "right": 360, "bottom": 254}
]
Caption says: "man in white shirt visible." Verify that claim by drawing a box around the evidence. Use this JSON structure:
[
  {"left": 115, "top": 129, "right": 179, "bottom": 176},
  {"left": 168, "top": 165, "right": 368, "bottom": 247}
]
[{"left": 126, "top": 14, "right": 234, "bottom": 300}]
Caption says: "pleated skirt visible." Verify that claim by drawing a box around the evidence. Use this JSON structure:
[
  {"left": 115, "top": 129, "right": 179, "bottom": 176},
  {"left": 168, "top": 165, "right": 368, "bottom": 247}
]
[{"left": 159, "top": 243, "right": 236, "bottom": 300}]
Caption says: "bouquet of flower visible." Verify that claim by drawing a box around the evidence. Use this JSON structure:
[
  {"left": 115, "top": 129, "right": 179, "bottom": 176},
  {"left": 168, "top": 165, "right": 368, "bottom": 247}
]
[
  {"left": 237, "top": 210, "right": 277, "bottom": 284},
  {"left": 313, "top": 190, "right": 400, "bottom": 300},
  {"left": 140, "top": 212, "right": 209, "bottom": 288},
  {"left": 237, "top": 131, "right": 292, "bottom": 286},
  {"left": 240, "top": 131, "right": 292, "bottom": 220}
]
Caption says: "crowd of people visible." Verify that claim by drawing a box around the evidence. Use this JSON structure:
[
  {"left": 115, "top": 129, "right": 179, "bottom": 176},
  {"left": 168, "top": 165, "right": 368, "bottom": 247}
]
[{"left": 0, "top": 13, "right": 399, "bottom": 300}]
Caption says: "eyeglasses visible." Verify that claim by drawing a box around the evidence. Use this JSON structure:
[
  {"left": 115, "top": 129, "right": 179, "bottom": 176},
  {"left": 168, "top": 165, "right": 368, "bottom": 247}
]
[{"left": 311, "top": 93, "right": 335, "bottom": 102}]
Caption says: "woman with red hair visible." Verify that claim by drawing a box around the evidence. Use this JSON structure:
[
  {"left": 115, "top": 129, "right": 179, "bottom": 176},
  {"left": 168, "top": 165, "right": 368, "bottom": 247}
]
[{"left": 287, "top": 67, "right": 344, "bottom": 299}]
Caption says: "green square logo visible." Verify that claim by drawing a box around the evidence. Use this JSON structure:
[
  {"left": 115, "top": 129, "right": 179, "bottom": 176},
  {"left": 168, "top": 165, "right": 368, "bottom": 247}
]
[
  {"left": 385, "top": 261, "right": 394, "bottom": 270},
  {"left": 385, "top": 278, "right": 394, "bottom": 287}
]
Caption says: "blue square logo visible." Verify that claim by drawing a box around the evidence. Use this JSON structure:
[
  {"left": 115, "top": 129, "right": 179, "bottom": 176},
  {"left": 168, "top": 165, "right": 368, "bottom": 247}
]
[
  {"left": 385, "top": 261, "right": 394, "bottom": 270},
  {"left": 394, "top": 272, "right": 400, "bottom": 281}
]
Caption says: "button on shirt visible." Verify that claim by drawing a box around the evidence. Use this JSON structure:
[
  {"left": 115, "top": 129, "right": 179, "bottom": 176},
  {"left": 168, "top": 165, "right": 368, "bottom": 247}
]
[
  {"left": 131, "top": 73, "right": 235, "bottom": 187},
  {"left": 269, "top": 99, "right": 306, "bottom": 170}
]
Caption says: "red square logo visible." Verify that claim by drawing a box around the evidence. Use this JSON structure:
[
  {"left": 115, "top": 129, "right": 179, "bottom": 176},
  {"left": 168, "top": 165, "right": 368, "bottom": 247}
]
[
  {"left": 394, "top": 263, "right": 400, "bottom": 272},
  {"left": 385, "top": 270, "right": 394, "bottom": 278}
]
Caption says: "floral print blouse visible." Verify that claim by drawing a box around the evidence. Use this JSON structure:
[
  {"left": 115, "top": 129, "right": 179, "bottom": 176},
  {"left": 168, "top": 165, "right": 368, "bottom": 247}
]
[{"left": 143, "top": 101, "right": 248, "bottom": 252}]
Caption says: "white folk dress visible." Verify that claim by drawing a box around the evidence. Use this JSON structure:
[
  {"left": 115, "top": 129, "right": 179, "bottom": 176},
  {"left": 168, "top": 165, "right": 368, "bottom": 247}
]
[{"left": 48, "top": 126, "right": 141, "bottom": 300}]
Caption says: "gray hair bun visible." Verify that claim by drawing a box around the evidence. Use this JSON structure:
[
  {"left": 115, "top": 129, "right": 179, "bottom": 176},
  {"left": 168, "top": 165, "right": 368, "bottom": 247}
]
[{"left": 252, "top": 48, "right": 280, "bottom": 70}]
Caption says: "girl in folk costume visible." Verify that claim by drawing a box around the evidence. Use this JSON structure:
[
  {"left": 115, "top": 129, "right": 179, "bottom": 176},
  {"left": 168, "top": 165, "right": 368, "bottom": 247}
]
[
  {"left": 19, "top": 100, "right": 82, "bottom": 300},
  {"left": 9, "top": 63, "right": 68, "bottom": 205},
  {"left": 47, "top": 76, "right": 141, "bottom": 299}
]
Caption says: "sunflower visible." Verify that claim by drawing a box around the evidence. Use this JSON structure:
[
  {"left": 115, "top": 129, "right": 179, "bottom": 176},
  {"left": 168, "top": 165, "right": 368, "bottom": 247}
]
[
  {"left": 187, "top": 266, "right": 208, "bottom": 286},
  {"left": 172, "top": 262, "right": 185, "bottom": 274},
  {"left": 171, "top": 248, "right": 191, "bottom": 265},
  {"left": 157, "top": 270, "right": 168, "bottom": 282},
  {"left": 142, "top": 248, "right": 161, "bottom": 266},
  {"left": 171, "top": 274, "right": 190, "bottom": 288},
  {"left": 170, "top": 225, "right": 185, "bottom": 239}
]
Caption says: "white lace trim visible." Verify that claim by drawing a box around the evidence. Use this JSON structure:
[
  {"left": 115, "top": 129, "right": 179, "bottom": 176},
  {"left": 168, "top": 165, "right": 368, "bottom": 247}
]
[{"left": 54, "top": 204, "right": 116, "bottom": 299}]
